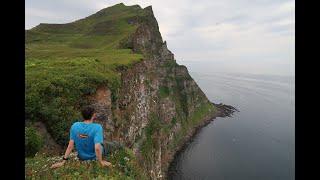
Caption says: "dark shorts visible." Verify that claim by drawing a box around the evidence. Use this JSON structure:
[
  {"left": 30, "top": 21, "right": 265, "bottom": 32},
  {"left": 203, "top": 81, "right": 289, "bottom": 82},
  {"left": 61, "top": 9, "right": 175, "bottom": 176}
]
[
  {"left": 77, "top": 141, "right": 123, "bottom": 161},
  {"left": 101, "top": 141, "right": 123, "bottom": 156}
]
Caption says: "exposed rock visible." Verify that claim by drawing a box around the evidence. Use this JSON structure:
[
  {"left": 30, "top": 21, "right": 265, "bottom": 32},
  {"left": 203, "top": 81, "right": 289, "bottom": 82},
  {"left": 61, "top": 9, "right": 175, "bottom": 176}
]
[
  {"left": 83, "top": 6, "right": 228, "bottom": 179},
  {"left": 33, "top": 122, "right": 63, "bottom": 155},
  {"left": 213, "top": 102, "right": 239, "bottom": 117}
]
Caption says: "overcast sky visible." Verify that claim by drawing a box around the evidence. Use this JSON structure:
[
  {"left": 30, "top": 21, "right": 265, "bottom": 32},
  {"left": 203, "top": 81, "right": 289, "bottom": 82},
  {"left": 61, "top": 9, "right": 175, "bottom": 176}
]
[{"left": 26, "top": 0, "right": 295, "bottom": 76}]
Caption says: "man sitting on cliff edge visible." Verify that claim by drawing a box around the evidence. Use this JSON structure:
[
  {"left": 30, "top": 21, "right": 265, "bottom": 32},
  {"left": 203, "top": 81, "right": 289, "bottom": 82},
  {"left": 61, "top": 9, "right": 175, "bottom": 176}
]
[{"left": 51, "top": 106, "right": 121, "bottom": 168}]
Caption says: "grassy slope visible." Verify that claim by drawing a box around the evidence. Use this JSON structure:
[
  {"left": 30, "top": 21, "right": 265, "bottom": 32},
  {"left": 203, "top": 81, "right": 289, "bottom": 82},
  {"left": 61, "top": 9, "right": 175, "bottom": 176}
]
[
  {"left": 26, "top": 3, "right": 144, "bottom": 145},
  {"left": 25, "top": 148, "right": 147, "bottom": 180},
  {"left": 25, "top": 3, "right": 147, "bottom": 179}
]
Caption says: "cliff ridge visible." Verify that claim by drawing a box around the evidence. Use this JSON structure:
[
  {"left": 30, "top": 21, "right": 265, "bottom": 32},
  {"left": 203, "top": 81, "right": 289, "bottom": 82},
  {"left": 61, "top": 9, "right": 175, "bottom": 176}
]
[{"left": 25, "top": 3, "right": 233, "bottom": 179}]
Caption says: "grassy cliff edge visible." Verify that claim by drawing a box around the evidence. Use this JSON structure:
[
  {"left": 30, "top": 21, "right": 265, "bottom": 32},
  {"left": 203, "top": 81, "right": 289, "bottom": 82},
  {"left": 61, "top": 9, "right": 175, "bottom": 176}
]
[{"left": 25, "top": 3, "right": 219, "bottom": 179}]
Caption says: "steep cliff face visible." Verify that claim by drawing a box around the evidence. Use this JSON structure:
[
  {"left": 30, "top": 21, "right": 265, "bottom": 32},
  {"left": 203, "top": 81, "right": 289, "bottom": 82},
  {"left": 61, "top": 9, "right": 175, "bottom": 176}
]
[
  {"left": 88, "top": 5, "right": 217, "bottom": 179},
  {"left": 26, "top": 3, "right": 218, "bottom": 179}
]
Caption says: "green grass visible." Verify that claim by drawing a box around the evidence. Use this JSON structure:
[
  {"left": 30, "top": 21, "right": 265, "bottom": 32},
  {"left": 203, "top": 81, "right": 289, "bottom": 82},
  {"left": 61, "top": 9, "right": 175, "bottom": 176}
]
[
  {"left": 171, "top": 102, "right": 216, "bottom": 149},
  {"left": 25, "top": 148, "right": 147, "bottom": 180},
  {"left": 25, "top": 4, "right": 153, "bottom": 178},
  {"left": 25, "top": 126, "right": 44, "bottom": 157},
  {"left": 185, "top": 102, "right": 216, "bottom": 127},
  {"left": 26, "top": 3, "right": 146, "bottom": 48},
  {"left": 25, "top": 3, "right": 147, "bottom": 146},
  {"left": 140, "top": 114, "right": 162, "bottom": 162},
  {"left": 26, "top": 54, "right": 141, "bottom": 145}
]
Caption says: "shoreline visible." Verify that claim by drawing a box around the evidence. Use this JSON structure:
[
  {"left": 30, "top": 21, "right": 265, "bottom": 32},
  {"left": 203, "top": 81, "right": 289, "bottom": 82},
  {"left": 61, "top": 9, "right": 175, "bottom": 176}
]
[{"left": 165, "top": 103, "right": 238, "bottom": 179}]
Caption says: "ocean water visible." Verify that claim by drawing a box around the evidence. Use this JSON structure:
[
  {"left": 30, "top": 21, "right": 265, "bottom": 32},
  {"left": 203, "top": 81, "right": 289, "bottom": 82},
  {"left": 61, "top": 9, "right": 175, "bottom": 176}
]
[{"left": 168, "top": 62, "right": 295, "bottom": 180}]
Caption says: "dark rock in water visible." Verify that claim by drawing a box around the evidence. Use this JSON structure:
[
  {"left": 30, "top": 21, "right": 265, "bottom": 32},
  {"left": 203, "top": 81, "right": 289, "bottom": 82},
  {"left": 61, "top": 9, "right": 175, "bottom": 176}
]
[{"left": 213, "top": 102, "right": 239, "bottom": 117}]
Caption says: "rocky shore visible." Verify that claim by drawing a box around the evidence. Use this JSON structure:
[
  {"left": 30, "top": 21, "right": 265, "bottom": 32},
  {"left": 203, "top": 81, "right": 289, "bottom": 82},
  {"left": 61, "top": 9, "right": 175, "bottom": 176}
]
[{"left": 166, "top": 103, "right": 238, "bottom": 178}]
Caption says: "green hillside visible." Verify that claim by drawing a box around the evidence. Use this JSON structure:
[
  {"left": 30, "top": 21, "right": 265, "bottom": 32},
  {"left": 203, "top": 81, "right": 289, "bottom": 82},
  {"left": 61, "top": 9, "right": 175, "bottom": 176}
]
[
  {"left": 26, "top": 3, "right": 218, "bottom": 179},
  {"left": 25, "top": 3, "right": 145, "bottom": 146}
]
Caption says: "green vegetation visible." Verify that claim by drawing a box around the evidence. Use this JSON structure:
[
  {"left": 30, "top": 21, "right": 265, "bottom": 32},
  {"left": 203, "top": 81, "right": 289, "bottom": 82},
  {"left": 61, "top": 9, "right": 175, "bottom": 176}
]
[
  {"left": 25, "top": 4, "right": 152, "bottom": 178},
  {"left": 25, "top": 148, "right": 147, "bottom": 180},
  {"left": 26, "top": 4, "right": 145, "bottom": 146},
  {"left": 161, "top": 60, "right": 177, "bottom": 69},
  {"left": 171, "top": 117, "right": 177, "bottom": 125},
  {"left": 174, "top": 76, "right": 190, "bottom": 118},
  {"left": 158, "top": 86, "right": 170, "bottom": 98},
  {"left": 184, "top": 102, "right": 216, "bottom": 128},
  {"left": 140, "top": 114, "right": 162, "bottom": 162},
  {"left": 25, "top": 126, "right": 43, "bottom": 157},
  {"left": 171, "top": 102, "right": 216, "bottom": 149},
  {"left": 140, "top": 112, "right": 175, "bottom": 164}
]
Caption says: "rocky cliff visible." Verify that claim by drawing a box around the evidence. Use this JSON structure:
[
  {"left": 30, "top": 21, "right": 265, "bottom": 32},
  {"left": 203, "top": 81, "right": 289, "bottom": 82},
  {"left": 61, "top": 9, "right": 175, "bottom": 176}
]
[
  {"left": 89, "top": 5, "right": 218, "bottom": 179},
  {"left": 25, "top": 3, "right": 222, "bottom": 179}
]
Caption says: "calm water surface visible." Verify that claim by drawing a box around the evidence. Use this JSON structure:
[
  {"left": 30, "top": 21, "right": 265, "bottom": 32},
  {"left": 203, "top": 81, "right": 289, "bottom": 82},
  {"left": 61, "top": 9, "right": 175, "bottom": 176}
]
[{"left": 168, "top": 63, "right": 295, "bottom": 180}]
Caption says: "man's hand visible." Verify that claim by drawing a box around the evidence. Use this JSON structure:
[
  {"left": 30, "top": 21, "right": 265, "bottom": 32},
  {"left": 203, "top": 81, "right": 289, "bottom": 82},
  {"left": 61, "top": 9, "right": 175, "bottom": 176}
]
[
  {"left": 99, "top": 160, "right": 112, "bottom": 167},
  {"left": 51, "top": 140, "right": 74, "bottom": 169},
  {"left": 51, "top": 161, "right": 66, "bottom": 169}
]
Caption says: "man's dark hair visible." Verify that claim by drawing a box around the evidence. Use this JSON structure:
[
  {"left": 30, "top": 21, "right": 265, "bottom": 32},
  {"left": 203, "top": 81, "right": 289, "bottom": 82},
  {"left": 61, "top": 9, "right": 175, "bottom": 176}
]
[{"left": 81, "top": 106, "right": 95, "bottom": 120}]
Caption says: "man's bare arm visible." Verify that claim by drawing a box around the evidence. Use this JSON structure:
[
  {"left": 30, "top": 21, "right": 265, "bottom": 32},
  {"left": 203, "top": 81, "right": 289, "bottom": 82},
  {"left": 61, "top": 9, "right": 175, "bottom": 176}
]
[
  {"left": 95, "top": 143, "right": 103, "bottom": 162},
  {"left": 51, "top": 140, "right": 74, "bottom": 168},
  {"left": 64, "top": 140, "right": 74, "bottom": 159},
  {"left": 95, "top": 143, "right": 111, "bottom": 167}
]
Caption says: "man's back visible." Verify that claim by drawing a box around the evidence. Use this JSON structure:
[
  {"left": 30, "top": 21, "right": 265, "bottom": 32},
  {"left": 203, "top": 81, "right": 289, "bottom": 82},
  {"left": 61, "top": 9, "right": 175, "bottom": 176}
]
[{"left": 70, "top": 122, "right": 103, "bottom": 160}]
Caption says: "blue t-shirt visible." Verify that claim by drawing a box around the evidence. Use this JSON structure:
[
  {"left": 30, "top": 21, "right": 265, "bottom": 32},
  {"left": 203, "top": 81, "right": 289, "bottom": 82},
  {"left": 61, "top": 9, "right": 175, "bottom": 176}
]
[{"left": 70, "top": 122, "right": 103, "bottom": 160}]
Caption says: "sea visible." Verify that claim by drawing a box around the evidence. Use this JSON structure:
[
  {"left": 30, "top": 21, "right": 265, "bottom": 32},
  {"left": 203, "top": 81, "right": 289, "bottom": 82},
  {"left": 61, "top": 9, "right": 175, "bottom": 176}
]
[{"left": 168, "top": 61, "right": 295, "bottom": 180}]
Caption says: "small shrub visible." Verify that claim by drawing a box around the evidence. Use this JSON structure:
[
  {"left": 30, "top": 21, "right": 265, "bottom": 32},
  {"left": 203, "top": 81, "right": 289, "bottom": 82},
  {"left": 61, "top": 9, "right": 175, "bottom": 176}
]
[
  {"left": 171, "top": 117, "right": 177, "bottom": 126},
  {"left": 141, "top": 113, "right": 163, "bottom": 163},
  {"left": 25, "top": 126, "right": 43, "bottom": 157},
  {"left": 158, "top": 86, "right": 170, "bottom": 98}
]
